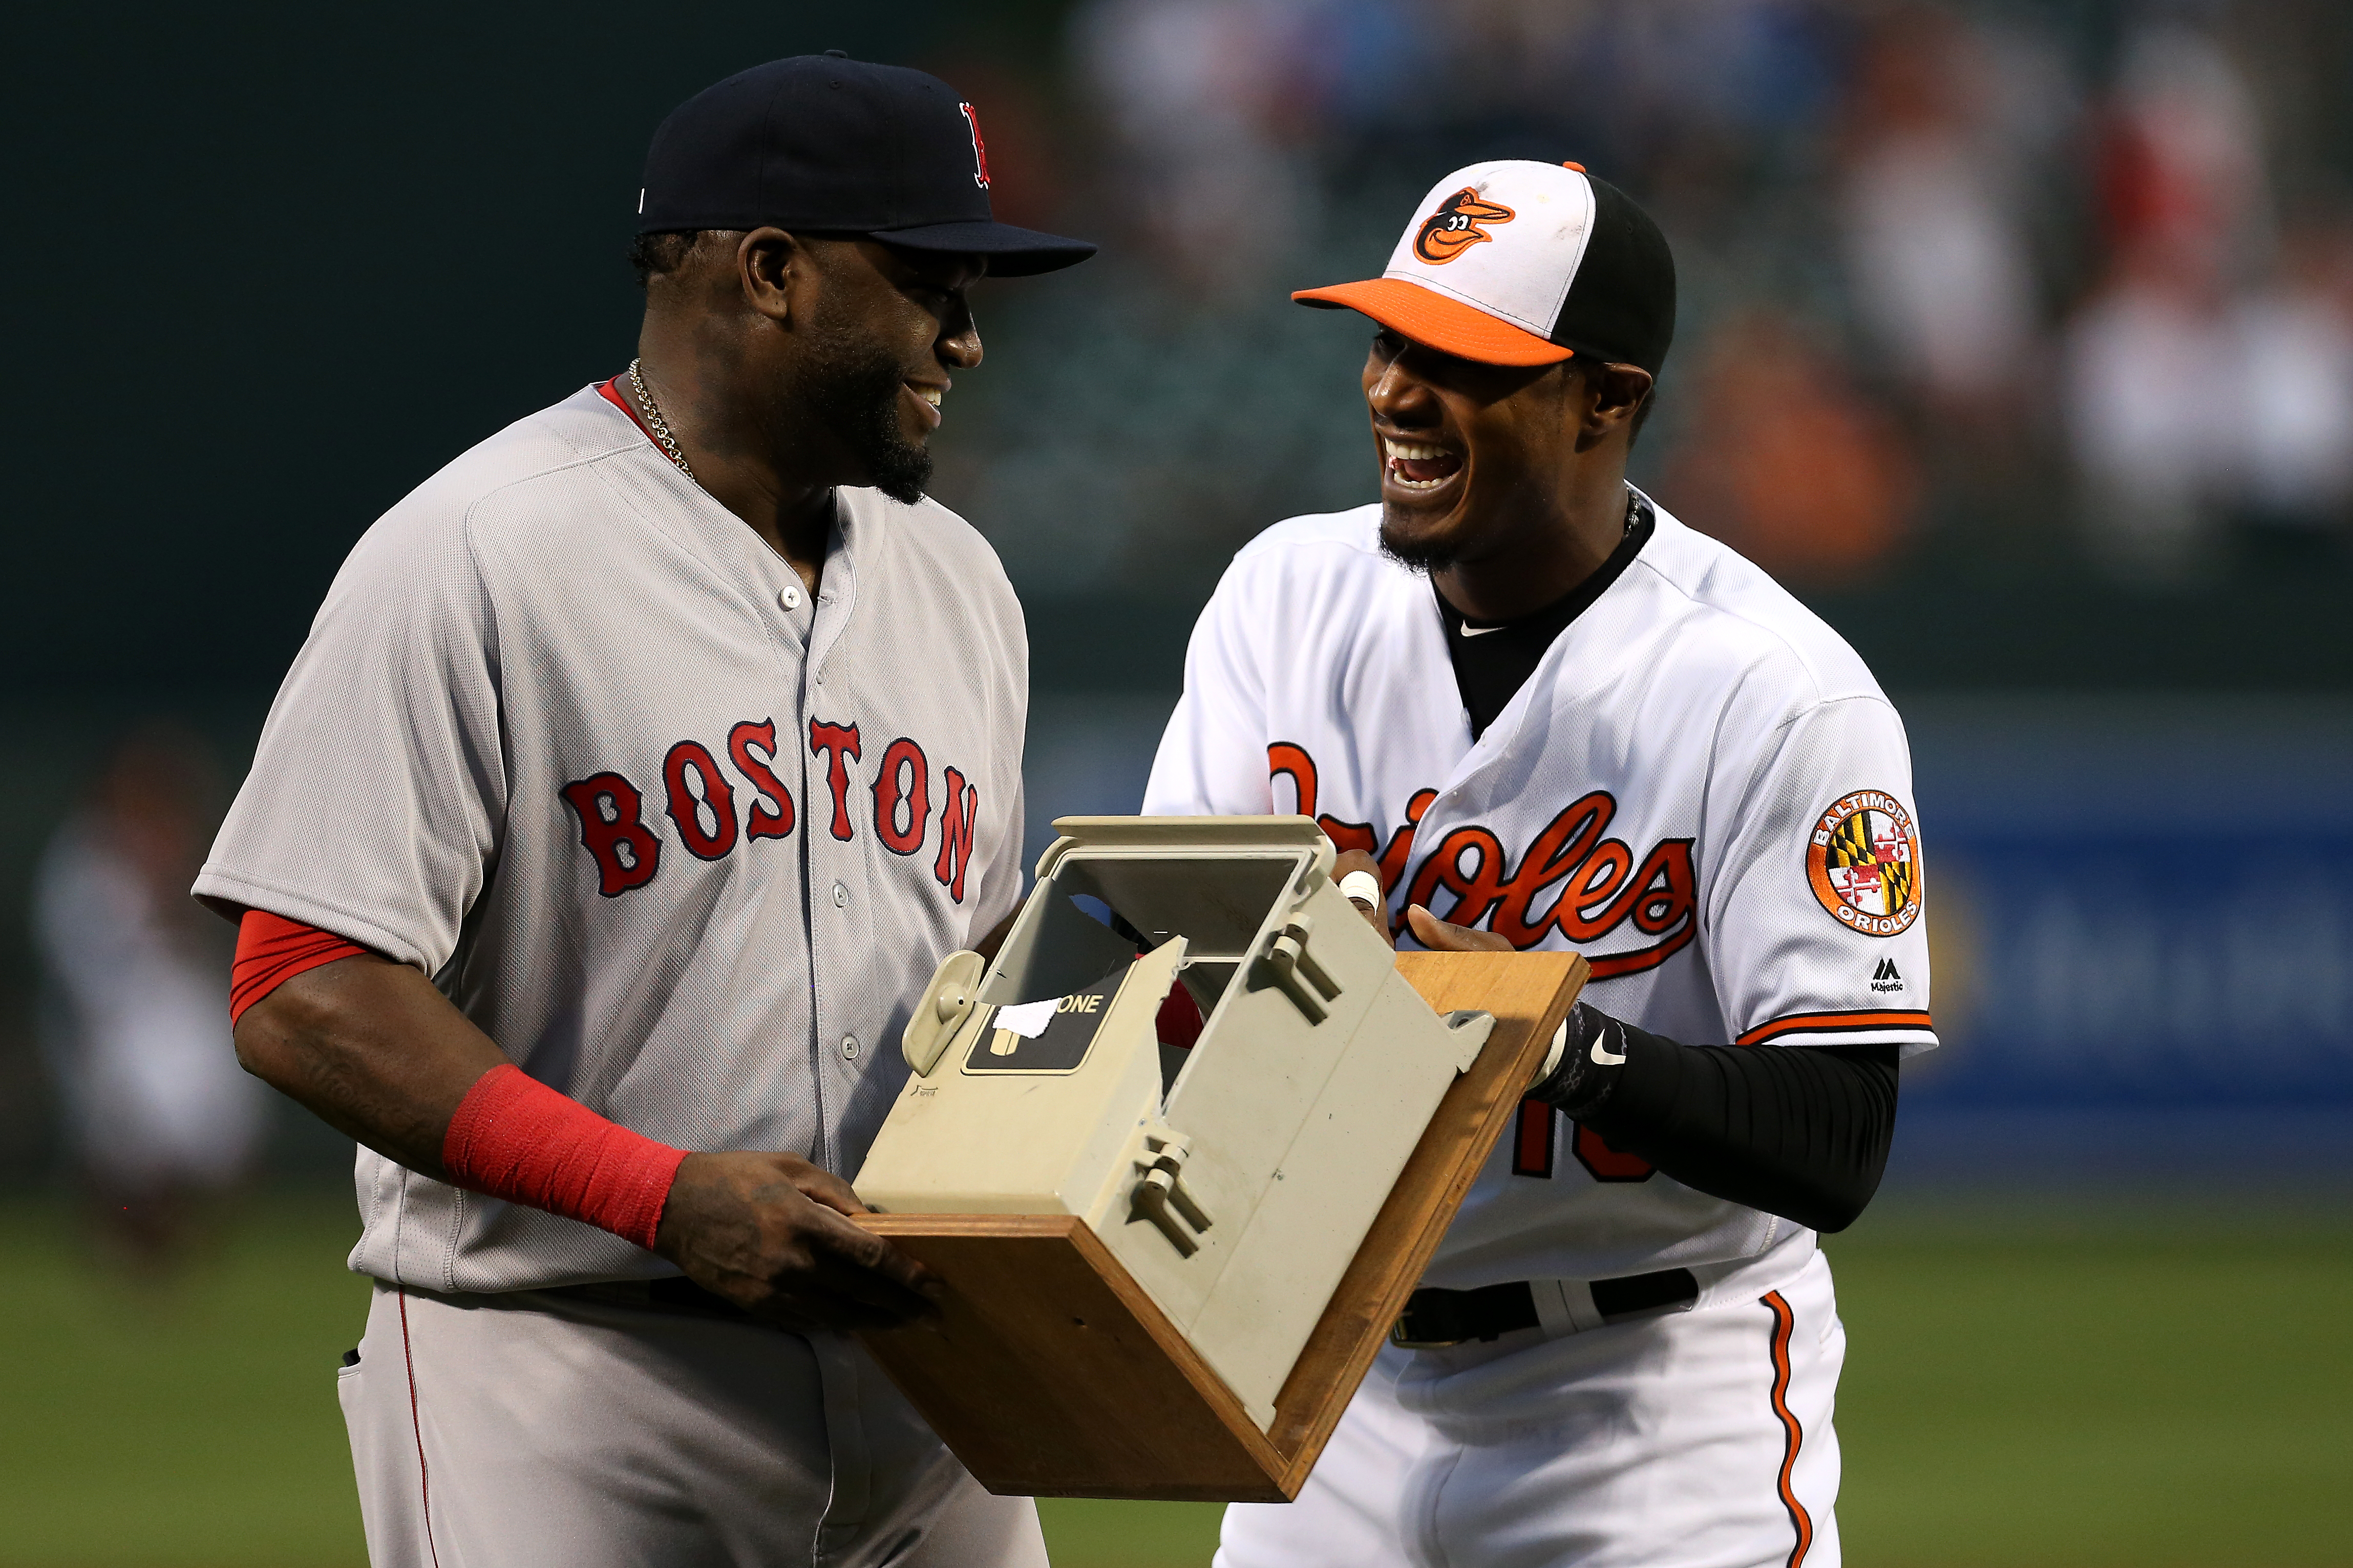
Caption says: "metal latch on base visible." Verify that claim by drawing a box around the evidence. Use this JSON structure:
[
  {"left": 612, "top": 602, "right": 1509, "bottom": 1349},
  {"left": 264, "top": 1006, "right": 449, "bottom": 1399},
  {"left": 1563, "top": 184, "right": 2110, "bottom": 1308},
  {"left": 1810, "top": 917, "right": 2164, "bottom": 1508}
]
[
  {"left": 1253, "top": 912, "right": 1342, "bottom": 1023},
  {"left": 1132, "top": 1128, "right": 1215, "bottom": 1256}
]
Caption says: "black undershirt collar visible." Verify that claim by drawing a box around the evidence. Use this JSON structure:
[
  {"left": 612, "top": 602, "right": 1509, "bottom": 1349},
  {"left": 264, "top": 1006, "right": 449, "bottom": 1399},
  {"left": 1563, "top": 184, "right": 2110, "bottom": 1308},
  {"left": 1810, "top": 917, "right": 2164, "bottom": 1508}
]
[{"left": 1434, "top": 489, "right": 1657, "bottom": 740}]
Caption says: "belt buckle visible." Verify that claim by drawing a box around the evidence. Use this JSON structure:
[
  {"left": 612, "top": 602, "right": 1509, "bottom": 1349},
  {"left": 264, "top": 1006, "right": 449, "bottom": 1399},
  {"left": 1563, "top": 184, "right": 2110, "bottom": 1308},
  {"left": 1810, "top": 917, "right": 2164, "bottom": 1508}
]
[
  {"left": 1388, "top": 1309, "right": 1474, "bottom": 1351},
  {"left": 1388, "top": 1322, "right": 1468, "bottom": 1350}
]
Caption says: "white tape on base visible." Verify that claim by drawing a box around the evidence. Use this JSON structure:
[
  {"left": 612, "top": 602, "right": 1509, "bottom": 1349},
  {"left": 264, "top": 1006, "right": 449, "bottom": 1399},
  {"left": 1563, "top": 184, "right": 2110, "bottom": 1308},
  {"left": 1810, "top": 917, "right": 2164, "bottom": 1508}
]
[{"left": 994, "top": 999, "right": 1058, "bottom": 1039}]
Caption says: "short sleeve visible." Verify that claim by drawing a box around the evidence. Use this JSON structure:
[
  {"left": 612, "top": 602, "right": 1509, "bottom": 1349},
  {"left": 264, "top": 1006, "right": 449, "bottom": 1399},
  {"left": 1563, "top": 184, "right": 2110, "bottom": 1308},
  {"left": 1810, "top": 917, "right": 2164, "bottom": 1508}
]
[
  {"left": 1702, "top": 693, "right": 1938, "bottom": 1055},
  {"left": 1142, "top": 566, "right": 1276, "bottom": 817},
  {"left": 194, "top": 510, "right": 506, "bottom": 973}
]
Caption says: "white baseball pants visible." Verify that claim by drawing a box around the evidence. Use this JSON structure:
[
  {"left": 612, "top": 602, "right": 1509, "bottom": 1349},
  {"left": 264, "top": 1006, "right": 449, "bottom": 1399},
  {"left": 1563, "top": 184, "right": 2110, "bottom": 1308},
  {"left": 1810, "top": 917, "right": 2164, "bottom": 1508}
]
[
  {"left": 1218, "top": 1249, "right": 1845, "bottom": 1568},
  {"left": 337, "top": 1281, "right": 1046, "bottom": 1568}
]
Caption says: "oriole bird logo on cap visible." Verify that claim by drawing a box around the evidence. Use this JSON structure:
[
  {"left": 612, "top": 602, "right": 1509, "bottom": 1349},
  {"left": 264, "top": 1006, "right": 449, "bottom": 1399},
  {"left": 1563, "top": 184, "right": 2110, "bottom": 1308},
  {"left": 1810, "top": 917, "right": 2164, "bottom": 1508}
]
[{"left": 1414, "top": 188, "right": 1516, "bottom": 264}]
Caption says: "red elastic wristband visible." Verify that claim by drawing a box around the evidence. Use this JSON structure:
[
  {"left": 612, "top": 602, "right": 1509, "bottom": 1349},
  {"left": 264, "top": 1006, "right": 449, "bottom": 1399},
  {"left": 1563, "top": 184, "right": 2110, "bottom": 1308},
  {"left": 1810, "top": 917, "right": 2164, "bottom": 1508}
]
[
  {"left": 230, "top": 910, "right": 372, "bottom": 1023},
  {"left": 441, "top": 1064, "right": 687, "bottom": 1251}
]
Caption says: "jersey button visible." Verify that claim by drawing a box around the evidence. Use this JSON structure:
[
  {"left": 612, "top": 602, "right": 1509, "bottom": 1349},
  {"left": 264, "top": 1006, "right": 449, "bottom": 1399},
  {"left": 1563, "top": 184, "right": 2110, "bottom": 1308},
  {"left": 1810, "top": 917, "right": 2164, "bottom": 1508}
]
[
  {"left": 832, "top": 881, "right": 848, "bottom": 908},
  {"left": 841, "top": 1035, "right": 860, "bottom": 1061},
  {"left": 778, "top": 585, "right": 803, "bottom": 611}
]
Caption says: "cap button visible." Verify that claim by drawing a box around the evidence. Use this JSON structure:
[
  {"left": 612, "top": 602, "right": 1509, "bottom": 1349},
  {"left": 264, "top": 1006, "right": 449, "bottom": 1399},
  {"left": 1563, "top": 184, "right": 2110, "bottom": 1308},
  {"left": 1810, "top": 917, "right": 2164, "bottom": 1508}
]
[
  {"left": 824, "top": 49, "right": 847, "bottom": 58},
  {"left": 1563, "top": 161, "right": 1587, "bottom": 173}
]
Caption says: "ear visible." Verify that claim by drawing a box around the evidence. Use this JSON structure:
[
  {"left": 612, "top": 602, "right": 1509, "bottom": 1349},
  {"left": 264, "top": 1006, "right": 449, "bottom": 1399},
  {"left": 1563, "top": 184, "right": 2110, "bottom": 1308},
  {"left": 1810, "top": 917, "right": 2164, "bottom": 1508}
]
[
  {"left": 1583, "top": 362, "right": 1654, "bottom": 440},
  {"left": 736, "top": 228, "right": 810, "bottom": 327}
]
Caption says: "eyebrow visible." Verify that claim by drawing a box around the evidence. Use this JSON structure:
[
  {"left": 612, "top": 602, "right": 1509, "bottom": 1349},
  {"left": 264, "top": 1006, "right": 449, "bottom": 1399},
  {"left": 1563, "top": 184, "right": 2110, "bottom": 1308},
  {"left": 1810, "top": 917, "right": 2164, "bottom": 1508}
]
[{"left": 903, "top": 259, "right": 981, "bottom": 292}]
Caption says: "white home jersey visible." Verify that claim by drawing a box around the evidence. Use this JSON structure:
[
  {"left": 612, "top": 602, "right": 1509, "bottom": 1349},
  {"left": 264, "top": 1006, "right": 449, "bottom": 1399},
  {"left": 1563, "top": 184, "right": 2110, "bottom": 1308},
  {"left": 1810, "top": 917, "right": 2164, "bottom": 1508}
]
[
  {"left": 1143, "top": 492, "right": 1934, "bottom": 1288},
  {"left": 198, "top": 384, "right": 1027, "bottom": 1294}
]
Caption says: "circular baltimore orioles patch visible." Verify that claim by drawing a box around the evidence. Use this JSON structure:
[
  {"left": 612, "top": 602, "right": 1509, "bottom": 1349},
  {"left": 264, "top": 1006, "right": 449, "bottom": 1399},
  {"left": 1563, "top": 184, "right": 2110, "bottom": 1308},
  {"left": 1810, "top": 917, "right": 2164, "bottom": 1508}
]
[{"left": 1807, "top": 789, "right": 1922, "bottom": 937}]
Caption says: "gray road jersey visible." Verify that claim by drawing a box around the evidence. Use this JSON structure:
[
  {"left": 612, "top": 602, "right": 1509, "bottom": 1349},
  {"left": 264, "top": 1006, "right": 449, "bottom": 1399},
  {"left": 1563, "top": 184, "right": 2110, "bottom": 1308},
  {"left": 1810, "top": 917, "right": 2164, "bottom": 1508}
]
[{"left": 197, "top": 384, "right": 1028, "bottom": 1293}]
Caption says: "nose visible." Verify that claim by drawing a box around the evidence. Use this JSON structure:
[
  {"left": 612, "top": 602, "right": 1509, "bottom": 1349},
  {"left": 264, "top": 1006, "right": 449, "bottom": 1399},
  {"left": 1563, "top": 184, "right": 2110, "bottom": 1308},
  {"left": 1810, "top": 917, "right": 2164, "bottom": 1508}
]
[
  {"left": 1366, "top": 351, "right": 1436, "bottom": 426},
  {"left": 938, "top": 300, "right": 982, "bottom": 371}
]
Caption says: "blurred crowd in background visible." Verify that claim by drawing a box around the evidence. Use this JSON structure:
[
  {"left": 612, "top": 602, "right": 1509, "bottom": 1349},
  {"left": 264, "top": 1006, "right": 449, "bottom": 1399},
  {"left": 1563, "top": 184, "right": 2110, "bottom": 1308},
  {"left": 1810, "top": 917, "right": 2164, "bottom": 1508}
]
[
  {"left": 31, "top": 728, "right": 262, "bottom": 1272},
  {"left": 942, "top": 0, "right": 2353, "bottom": 601}
]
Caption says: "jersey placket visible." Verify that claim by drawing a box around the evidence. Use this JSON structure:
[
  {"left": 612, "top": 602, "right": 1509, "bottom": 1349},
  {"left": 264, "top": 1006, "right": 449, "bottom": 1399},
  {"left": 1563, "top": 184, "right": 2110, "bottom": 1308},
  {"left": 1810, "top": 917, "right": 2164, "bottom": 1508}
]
[{"left": 796, "top": 511, "right": 867, "bottom": 1173}]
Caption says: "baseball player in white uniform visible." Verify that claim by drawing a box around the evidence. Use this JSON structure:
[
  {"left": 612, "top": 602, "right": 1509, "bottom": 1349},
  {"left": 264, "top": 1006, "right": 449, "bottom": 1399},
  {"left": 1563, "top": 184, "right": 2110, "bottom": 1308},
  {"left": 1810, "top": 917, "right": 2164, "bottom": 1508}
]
[
  {"left": 1144, "top": 160, "right": 1936, "bottom": 1567},
  {"left": 195, "top": 57, "right": 1093, "bottom": 1567}
]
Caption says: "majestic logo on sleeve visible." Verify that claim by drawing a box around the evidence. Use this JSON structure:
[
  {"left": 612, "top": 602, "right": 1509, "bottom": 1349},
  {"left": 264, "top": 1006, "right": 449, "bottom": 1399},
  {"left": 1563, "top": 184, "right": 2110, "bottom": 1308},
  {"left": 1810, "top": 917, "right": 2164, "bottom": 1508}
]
[
  {"left": 1807, "top": 790, "right": 1922, "bottom": 936},
  {"left": 1414, "top": 188, "right": 1515, "bottom": 263}
]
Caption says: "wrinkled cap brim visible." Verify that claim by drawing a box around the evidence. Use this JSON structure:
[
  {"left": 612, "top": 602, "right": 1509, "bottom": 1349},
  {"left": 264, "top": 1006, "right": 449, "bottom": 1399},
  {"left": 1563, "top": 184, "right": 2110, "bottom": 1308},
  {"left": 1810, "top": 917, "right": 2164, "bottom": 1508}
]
[
  {"left": 872, "top": 218, "right": 1097, "bottom": 277},
  {"left": 1292, "top": 277, "right": 1572, "bottom": 366}
]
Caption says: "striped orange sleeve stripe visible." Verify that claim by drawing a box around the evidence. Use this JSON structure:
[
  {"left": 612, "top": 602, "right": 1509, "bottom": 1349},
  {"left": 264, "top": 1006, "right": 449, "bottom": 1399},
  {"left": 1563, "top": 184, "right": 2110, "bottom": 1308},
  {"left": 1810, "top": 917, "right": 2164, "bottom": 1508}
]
[
  {"left": 1764, "top": 1290, "right": 1814, "bottom": 1568},
  {"left": 1735, "top": 1009, "right": 1934, "bottom": 1046}
]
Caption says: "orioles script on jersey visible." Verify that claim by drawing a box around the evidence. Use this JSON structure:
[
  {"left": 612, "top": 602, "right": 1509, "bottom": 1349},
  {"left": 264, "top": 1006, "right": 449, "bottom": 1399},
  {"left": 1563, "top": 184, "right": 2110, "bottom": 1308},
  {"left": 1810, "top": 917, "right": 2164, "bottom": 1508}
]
[
  {"left": 560, "top": 718, "right": 984, "bottom": 903},
  {"left": 1269, "top": 741, "right": 1695, "bottom": 979}
]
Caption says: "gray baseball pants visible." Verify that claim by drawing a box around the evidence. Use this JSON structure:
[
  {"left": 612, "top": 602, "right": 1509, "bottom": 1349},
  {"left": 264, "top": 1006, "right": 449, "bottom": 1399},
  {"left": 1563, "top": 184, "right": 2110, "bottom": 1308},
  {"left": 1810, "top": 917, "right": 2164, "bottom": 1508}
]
[{"left": 338, "top": 1280, "right": 1047, "bottom": 1567}]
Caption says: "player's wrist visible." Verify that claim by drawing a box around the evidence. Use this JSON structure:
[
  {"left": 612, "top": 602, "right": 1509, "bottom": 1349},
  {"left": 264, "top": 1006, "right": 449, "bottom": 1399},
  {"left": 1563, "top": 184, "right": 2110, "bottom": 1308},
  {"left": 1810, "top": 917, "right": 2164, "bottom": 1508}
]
[
  {"left": 1529, "top": 1002, "right": 1627, "bottom": 1119},
  {"left": 441, "top": 1064, "right": 689, "bottom": 1251}
]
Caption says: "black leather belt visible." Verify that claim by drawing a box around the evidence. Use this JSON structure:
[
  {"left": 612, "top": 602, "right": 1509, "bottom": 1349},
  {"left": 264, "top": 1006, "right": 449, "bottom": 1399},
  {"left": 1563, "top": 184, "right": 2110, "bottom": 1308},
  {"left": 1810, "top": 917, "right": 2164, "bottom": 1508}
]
[{"left": 1392, "top": 1268, "right": 1699, "bottom": 1349}]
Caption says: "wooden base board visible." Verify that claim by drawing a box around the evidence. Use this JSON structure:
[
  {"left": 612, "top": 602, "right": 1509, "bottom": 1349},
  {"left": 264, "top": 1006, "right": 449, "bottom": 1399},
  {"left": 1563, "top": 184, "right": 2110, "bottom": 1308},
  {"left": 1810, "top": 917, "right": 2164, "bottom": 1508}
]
[{"left": 856, "top": 950, "right": 1587, "bottom": 1501}]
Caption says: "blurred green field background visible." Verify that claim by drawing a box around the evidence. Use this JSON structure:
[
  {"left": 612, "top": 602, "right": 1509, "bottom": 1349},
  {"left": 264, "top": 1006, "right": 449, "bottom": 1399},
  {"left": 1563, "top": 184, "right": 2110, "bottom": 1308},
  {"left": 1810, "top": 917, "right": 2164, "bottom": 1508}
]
[{"left": 1, "top": 1192, "right": 2346, "bottom": 1567}]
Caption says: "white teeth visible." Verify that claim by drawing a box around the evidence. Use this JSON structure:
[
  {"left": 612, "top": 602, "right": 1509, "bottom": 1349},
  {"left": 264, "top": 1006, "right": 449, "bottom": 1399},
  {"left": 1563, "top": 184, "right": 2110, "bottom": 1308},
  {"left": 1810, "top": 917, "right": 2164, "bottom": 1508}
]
[
  {"left": 919, "top": 388, "right": 942, "bottom": 409},
  {"left": 1383, "top": 436, "right": 1457, "bottom": 489}
]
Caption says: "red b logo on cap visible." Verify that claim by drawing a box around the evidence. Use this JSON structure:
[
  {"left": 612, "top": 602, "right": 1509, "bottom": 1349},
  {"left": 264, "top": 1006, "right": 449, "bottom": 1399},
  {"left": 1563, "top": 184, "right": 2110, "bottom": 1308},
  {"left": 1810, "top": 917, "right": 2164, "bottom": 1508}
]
[
  {"left": 959, "top": 102, "right": 991, "bottom": 189},
  {"left": 1414, "top": 188, "right": 1515, "bottom": 264}
]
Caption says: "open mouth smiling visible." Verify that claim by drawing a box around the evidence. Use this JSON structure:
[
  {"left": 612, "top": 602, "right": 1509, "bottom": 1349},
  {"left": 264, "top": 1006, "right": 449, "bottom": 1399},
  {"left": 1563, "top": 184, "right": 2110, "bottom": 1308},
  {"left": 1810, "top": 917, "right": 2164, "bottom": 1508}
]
[
  {"left": 906, "top": 382, "right": 945, "bottom": 429},
  {"left": 1383, "top": 436, "right": 1464, "bottom": 492}
]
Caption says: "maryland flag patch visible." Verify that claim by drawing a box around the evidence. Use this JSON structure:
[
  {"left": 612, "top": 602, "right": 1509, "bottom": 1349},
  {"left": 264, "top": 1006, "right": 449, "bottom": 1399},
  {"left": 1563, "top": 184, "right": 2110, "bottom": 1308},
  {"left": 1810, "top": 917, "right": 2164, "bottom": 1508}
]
[{"left": 1806, "top": 789, "right": 1922, "bottom": 937}]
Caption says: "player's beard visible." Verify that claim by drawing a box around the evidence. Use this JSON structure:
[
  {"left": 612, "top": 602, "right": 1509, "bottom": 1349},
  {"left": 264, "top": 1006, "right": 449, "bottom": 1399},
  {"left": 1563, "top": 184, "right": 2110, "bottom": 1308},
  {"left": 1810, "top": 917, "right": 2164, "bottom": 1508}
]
[
  {"left": 796, "top": 326, "right": 934, "bottom": 506},
  {"left": 1377, "top": 518, "right": 1455, "bottom": 574}
]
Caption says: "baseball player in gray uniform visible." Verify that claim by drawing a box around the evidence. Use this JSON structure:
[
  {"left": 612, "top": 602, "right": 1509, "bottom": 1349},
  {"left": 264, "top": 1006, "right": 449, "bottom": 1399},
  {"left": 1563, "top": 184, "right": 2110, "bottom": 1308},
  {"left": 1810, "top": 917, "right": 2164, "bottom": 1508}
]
[{"left": 196, "top": 57, "right": 1091, "bottom": 1567}]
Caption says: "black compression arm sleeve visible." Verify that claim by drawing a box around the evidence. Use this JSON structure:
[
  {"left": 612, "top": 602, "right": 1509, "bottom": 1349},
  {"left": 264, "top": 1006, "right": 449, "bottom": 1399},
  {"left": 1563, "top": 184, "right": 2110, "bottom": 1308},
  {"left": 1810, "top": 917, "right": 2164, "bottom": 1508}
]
[{"left": 1532, "top": 1007, "right": 1898, "bottom": 1232}]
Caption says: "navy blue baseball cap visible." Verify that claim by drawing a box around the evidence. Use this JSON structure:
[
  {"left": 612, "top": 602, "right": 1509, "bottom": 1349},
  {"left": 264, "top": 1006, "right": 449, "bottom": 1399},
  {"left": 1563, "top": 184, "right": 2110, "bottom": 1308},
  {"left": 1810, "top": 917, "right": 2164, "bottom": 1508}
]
[{"left": 637, "top": 55, "right": 1096, "bottom": 277}]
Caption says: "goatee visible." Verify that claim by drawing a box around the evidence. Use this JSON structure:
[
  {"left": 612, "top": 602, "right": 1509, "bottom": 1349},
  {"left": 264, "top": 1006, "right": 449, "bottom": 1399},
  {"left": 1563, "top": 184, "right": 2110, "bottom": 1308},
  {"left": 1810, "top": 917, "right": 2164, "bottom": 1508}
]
[
  {"left": 800, "top": 329, "right": 933, "bottom": 506},
  {"left": 1377, "top": 515, "right": 1452, "bottom": 573}
]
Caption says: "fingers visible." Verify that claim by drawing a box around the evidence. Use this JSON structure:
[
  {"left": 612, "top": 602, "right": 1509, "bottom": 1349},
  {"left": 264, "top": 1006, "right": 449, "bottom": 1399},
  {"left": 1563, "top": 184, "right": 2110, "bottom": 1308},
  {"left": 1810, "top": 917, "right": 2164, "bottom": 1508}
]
[
  {"left": 1331, "top": 849, "right": 1393, "bottom": 946},
  {"left": 784, "top": 1157, "right": 871, "bottom": 1217},
  {"left": 752, "top": 1165, "right": 941, "bottom": 1314},
  {"left": 1404, "top": 904, "right": 1515, "bottom": 953},
  {"left": 794, "top": 1217, "right": 942, "bottom": 1318},
  {"left": 806, "top": 1205, "right": 941, "bottom": 1299},
  {"left": 661, "top": 1152, "right": 943, "bottom": 1330},
  {"left": 710, "top": 1208, "right": 941, "bottom": 1331}
]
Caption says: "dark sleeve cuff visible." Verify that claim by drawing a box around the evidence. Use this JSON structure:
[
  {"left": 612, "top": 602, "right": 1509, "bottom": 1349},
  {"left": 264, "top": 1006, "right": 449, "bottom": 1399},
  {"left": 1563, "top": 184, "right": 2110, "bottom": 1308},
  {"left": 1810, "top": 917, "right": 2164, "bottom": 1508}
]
[{"left": 1535, "top": 1006, "right": 1901, "bottom": 1233}]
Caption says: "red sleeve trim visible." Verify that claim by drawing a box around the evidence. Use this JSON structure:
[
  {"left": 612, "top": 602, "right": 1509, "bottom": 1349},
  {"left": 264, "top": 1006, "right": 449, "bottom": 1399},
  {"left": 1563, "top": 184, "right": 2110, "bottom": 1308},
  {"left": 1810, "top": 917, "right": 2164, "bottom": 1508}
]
[
  {"left": 230, "top": 910, "right": 373, "bottom": 1023},
  {"left": 441, "top": 1064, "right": 687, "bottom": 1251},
  {"left": 1735, "top": 1009, "right": 1935, "bottom": 1046}
]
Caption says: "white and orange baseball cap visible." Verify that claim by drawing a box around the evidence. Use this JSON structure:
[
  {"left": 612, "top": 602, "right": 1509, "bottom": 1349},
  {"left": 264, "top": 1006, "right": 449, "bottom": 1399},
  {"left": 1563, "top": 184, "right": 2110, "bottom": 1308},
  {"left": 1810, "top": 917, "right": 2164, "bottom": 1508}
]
[{"left": 1294, "top": 160, "right": 1676, "bottom": 373}]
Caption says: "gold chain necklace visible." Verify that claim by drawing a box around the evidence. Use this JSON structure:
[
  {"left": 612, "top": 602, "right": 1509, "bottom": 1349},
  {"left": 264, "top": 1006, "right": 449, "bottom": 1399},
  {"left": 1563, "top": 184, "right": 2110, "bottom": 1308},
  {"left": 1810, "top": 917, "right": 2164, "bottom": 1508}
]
[{"left": 625, "top": 357, "right": 695, "bottom": 480}]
